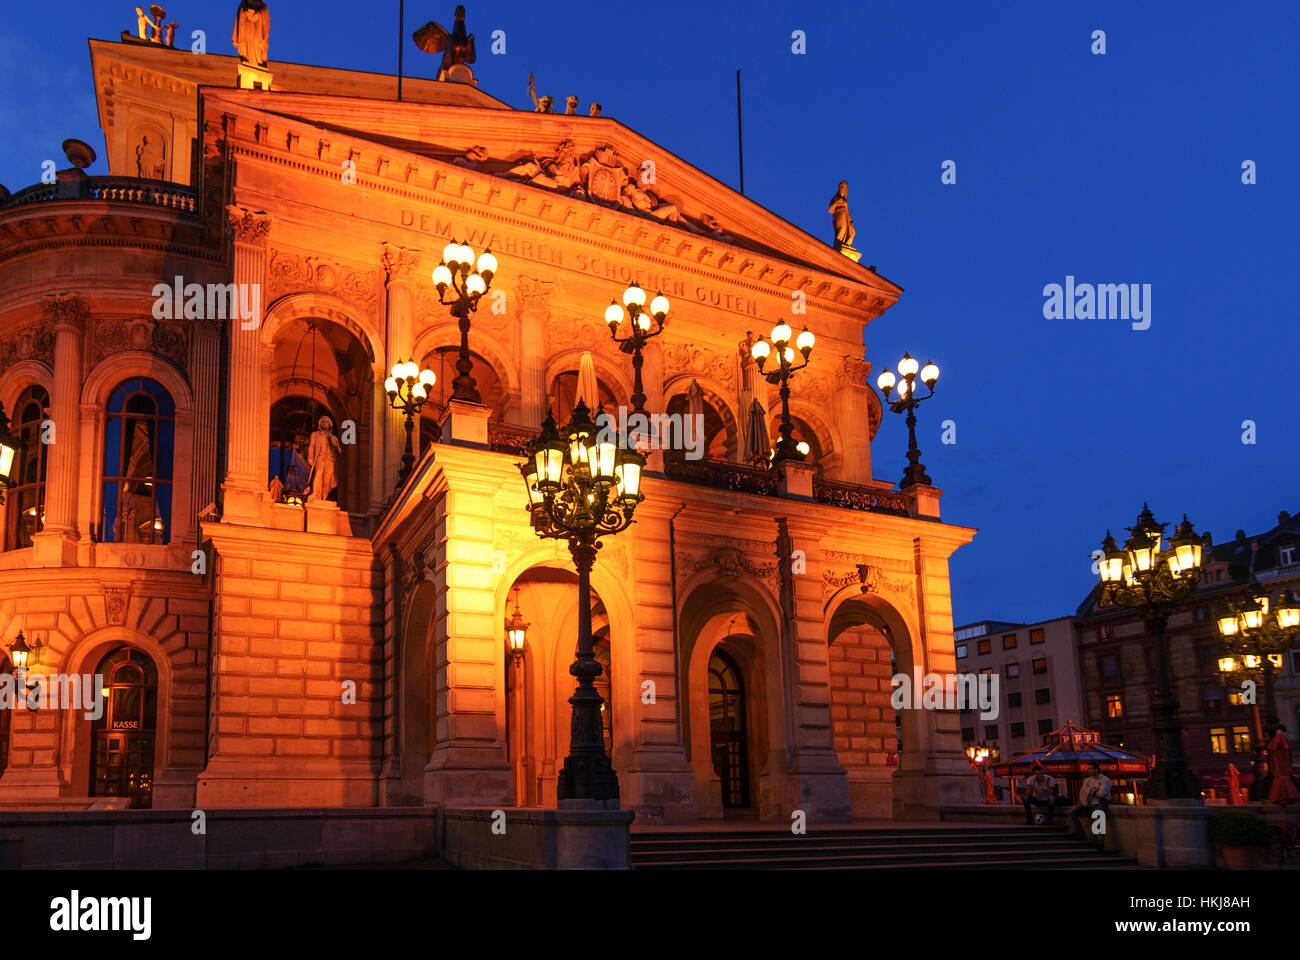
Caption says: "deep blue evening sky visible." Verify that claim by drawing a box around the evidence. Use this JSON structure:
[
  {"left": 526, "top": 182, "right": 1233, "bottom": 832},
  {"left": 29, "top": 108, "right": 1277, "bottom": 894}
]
[{"left": 2, "top": 1, "right": 1296, "bottom": 624}]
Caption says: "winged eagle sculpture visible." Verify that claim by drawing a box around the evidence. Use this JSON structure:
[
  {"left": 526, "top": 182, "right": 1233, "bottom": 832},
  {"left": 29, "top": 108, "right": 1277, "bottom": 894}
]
[{"left": 414, "top": 5, "right": 476, "bottom": 80}]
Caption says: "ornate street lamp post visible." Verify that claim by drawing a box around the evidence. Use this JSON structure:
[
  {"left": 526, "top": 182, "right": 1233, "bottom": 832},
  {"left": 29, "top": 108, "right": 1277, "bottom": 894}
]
[
  {"left": 750, "top": 321, "right": 814, "bottom": 463},
  {"left": 1216, "top": 586, "right": 1299, "bottom": 797},
  {"left": 519, "top": 402, "right": 646, "bottom": 805},
  {"left": 1096, "top": 506, "right": 1206, "bottom": 801},
  {"left": 605, "top": 283, "right": 668, "bottom": 415},
  {"left": 876, "top": 353, "right": 939, "bottom": 489},
  {"left": 384, "top": 358, "right": 436, "bottom": 488},
  {"left": 431, "top": 240, "right": 498, "bottom": 403}
]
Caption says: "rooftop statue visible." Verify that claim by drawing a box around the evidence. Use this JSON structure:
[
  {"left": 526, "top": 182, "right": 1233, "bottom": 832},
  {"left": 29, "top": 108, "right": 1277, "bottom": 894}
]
[
  {"left": 414, "top": 5, "right": 477, "bottom": 81},
  {"left": 527, "top": 73, "right": 553, "bottom": 113},
  {"left": 132, "top": 5, "right": 176, "bottom": 46},
  {"left": 828, "top": 180, "right": 861, "bottom": 261},
  {"left": 232, "top": 0, "right": 270, "bottom": 68}
]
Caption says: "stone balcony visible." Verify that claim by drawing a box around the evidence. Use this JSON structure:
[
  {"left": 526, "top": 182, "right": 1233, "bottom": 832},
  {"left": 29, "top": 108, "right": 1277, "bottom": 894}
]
[
  {"left": 0, "top": 174, "right": 197, "bottom": 213},
  {"left": 485, "top": 420, "right": 927, "bottom": 520}
]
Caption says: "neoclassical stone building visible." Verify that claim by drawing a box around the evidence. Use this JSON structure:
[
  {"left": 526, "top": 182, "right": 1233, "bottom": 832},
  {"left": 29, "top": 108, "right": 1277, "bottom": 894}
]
[{"left": 0, "top": 24, "right": 976, "bottom": 823}]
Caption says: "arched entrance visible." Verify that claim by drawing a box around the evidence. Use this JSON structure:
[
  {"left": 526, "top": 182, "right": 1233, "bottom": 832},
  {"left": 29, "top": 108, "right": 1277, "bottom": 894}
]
[
  {"left": 708, "top": 649, "right": 749, "bottom": 809},
  {"left": 502, "top": 566, "right": 617, "bottom": 808},
  {"left": 89, "top": 646, "right": 158, "bottom": 808}
]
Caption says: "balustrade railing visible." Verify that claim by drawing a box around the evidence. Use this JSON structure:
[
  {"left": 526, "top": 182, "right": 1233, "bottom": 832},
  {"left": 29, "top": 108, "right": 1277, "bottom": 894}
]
[
  {"left": 1, "top": 176, "right": 197, "bottom": 213},
  {"left": 812, "top": 476, "right": 910, "bottom": 516}
]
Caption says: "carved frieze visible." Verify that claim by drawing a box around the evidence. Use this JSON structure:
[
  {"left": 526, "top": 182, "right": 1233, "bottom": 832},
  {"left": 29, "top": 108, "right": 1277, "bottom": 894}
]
[
  {"left": 0, "top": 325, "right": 56, "bottom": 369},
  {"left": 267, "top": 249, "right": 380, "bottom": 314},
  {"left": 677, "top": 534, "right": 781, "bottom": 590},
  {"left": 821, "top": 551, "right": 914, "bottom": 602},
  {"left": 664, "top": 341, "right": 735, "bottom": 391},
  {"left": 94, "top": 316, "right": 189, "bottom": 370}
]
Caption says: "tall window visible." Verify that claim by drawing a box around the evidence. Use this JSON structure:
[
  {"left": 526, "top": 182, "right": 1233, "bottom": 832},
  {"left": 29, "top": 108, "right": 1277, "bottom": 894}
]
[
  {"left": 5, "top": 385, "right": 50, "bottom": 550},
  {"left": 1231, "top": 726, "right": 1251, "bottom": 752},
  {"left": 1209, "top": 728, "right": 1228, "bottom": 755},
  {"left": 102, "top": 378, "right": 174, "bottom": 544},
  {"left": 1106, "top": 694, "right": 1124, "bottom": 718}
]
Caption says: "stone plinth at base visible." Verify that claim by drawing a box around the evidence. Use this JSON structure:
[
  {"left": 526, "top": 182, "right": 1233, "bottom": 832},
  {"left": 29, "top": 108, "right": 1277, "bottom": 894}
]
[
  {"left": 1108, "top": 799, "right": 1215, "bottom": 868},
  {"left": 439, "top": 806, "right": 635, "bottom": 869}
]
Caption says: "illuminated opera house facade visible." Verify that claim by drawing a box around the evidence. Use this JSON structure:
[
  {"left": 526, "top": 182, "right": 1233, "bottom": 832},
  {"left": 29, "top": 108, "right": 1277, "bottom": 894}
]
[{"left": 0, "top": 22, "right": 977, "bottom": 827}]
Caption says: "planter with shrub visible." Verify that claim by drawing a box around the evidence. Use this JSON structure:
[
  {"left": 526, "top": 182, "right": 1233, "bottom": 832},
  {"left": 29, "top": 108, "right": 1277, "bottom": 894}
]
[{"left": 1207, "top": 809, "right": 1271, "bottom": 869}]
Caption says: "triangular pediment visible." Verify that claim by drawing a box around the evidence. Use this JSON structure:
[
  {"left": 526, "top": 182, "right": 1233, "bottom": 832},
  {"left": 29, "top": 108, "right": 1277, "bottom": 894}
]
[{"left": 202, "top": 88, "right": 899, "bottom": 295}]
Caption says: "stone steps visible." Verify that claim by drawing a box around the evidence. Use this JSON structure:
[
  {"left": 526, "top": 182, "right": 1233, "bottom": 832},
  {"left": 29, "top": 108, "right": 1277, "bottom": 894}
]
[{"left": 631, "top": 825, "right": 1137, "bottom": 869}]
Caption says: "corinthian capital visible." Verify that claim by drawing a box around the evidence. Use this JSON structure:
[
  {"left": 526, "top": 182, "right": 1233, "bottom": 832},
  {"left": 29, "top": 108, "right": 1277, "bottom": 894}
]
[
  {"left": 835, "top": 355, "right": 872, "bottom": 389},
  {"left": 225, "top": 205, "right": 271, "bottom": 245},
  {"left": 382, "top": 243, "right": 421, "bottom": 283},
  {"left": 41, "top": 293, "right": 91, "bottom": 333},
  {"left": 515, "top": 276, "right": 555, "bottom": 316}
]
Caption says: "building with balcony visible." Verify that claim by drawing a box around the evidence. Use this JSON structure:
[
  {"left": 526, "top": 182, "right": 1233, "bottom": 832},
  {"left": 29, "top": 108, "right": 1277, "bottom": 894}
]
[
  {"left": 1074, "top": 510, "right": 1300, "bottom": 793},
  {"left": 0, "top": 19, "right": 977, "bottom": 824}
]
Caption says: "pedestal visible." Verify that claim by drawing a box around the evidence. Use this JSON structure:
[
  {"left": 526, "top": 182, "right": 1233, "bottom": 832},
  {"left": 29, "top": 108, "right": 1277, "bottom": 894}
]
[
  {"left": 439, "top": 398, "right": 491, "bottom": 447},
  {"left": 775, "top": 459, "right": 815, "bottom": 499},
  {"left": 304, "top": 498, "right": 339, "bottom": 535},
  {"left": 906, "top": 484, "right": 943, "bottom": 520},
  {"left": 236, "top": 62, "right": 273, "bottom": 90}
]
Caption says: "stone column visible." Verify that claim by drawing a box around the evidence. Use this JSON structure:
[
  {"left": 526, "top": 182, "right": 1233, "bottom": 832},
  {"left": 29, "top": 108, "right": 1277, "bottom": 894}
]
[
  {"left": 516, "top": 278, "right": 553, "bottom": 429},
  {"left": 617, "top": 496, "right": 697, "bottom": 823},
  {"left": 221, "top": 206, "right": 271, "bottom": 523},
  {"left": 31, "top": 295, "right": 86, "bottom": 566},
  {"left": 382, "top": 244, "right": 420, "bottom": 495},
  {"left": 892, "top": 535, "right": 981, "bottom": 818},
  {"left": 834, "top": 356, "right": 874, "bottom": 484},
  {"left": 768, "top": 515, "right": 851, "bottom": 822},
  {"left": 190, "top": 317, "right": 221, "bottom": 528},
  {"left": 424, "top": 451, "right": 513, "bottom": 807}
]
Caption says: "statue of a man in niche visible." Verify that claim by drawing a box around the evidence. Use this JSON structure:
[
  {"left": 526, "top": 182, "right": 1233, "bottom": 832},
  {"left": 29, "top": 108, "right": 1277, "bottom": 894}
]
[
  {"left": 307, "top": 415, "right": 342, "bottom": 502},
  {"left": 232, "top": 0, "right": 270, "bottom": 68}
]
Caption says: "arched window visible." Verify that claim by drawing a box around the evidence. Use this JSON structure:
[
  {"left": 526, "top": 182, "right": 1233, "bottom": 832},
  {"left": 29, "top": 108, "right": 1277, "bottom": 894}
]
[
  {"left": 5, "top": 385, "right": 50, "bottom": 550},
  {"left": 418, "top": 347, "right": 508, "bottom": 449},
  {"left": 709, "top": 649, "right": 750, "bottom": 809},
  {"left": 102, "top": 378, "right": 174, "bottom": 544}
]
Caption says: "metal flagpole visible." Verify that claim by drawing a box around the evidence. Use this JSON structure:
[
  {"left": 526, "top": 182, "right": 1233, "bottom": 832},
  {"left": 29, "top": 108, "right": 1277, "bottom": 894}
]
[
  {"left": 397, "top": 0, "right": 405, "bottom": 101},
  {"left": 736, "top": 69, "right": 744, "bottom": 195}
]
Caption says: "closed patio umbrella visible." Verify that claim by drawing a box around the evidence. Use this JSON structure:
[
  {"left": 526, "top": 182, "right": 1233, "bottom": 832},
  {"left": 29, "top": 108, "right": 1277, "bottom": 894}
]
[
  {"left": 743, "top": 398, "right": 770, "bottom": 464},
  {"left": 1268, "top": 730, "right": 1300, "bottom": 805},
  {"left": 576, "top": 351, "right": 600, "bottom": 412}
]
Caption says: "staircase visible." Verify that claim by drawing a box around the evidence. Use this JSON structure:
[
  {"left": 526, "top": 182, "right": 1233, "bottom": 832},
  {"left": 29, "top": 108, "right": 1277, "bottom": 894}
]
[{"left": 630, "top": 824, "right": 1139, "bottom": 869}]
